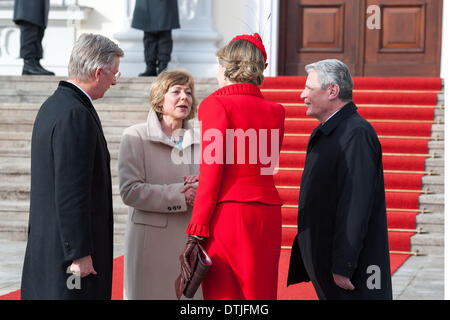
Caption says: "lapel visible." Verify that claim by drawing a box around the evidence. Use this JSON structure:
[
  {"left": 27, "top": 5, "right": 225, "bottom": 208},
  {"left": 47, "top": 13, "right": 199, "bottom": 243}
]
[
  {"left": 306, "top": 125, "right": 322, "bottom": 153},
  {"left": 306, "top": 102, "right": 357, "bottom": 153},
  {"left": 58, "top": 81, "right": 110, "bottom": 161},
  {"left": 58, "top": 81, "right": 105, "bottom": 135},
  {"left": 145, "top": 108, "right": 200, "bottom": 149}
]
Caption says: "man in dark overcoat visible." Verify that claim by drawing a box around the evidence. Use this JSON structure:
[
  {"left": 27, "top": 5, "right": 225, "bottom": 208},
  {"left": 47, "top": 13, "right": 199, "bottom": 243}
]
[
  {"left": 287, "top": 59, "right": 392, "bottom": 299},
  {"left": 131, "top": 0, "right": 180, "bottom": 76},
  {"left": 20, "top": 34, "right": 124, "bottom": 300},
  {"left": 13, "top": 0, "right": 54, "bottom": 75}
]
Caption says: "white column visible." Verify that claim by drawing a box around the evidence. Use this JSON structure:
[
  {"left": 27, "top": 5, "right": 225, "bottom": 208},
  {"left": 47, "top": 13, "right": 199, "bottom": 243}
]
[
  {"left": 112, "top": 0, "right": 145, "bottom": 76},
  {"left": 114, "top": 0, "right": 222, "bottom": 77},
  {"left": 245, "top": 0, "right": 279, "bottom": 77},
  {"left": 0, "top": 1, "right": 91, "bottom": 76},
  {"left": 171, "top": 0, "right": 222, "bottom": 77}
]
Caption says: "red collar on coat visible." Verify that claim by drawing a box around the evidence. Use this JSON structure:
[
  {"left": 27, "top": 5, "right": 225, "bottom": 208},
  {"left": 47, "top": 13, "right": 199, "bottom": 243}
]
[{"left": 212, "top": 83, "right": 264, "bottom": 98}]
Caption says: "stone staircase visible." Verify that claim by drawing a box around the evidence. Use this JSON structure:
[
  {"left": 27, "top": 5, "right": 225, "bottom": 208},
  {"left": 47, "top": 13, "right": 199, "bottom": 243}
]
[
  {"left": 0, "top": 75, "right": 218, "bottom": 243},
  {"left": 0, "top": 76, "right": 445, "bottom": 259},
  {"left": 413, "top": 97, "right": 445, "bottom": 256}
]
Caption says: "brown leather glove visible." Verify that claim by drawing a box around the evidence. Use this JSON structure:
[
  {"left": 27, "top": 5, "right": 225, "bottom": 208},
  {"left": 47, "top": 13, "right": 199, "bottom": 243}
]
[{"left": 179, "top": 235, "right": 204, "bottom": 285}]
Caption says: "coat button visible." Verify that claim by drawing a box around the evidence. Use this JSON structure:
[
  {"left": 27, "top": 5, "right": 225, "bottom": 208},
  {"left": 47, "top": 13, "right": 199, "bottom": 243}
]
[
  {"left": 168, "top": 207, "right": 172, "bottom": 211},
  {"left": 177, "top": 205, "right": 181, "bottom": 209},
  {"left": 173, "top": 206, "right": 177, "bottom": 211}
]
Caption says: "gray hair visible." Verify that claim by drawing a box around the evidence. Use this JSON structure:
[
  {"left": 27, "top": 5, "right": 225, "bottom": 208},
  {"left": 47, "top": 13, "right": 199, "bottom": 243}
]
[
  {"left": 305, "top": 59, "right": 353, "bottom": 101},
  {"left": 68, "top": 33, "right": 124, "bottom": 81}
]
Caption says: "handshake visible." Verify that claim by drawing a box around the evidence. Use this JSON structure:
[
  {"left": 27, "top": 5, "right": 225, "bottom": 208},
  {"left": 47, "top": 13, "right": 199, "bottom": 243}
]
[{"left": 181, "top": 175, "right": 198, "bottom": 206}]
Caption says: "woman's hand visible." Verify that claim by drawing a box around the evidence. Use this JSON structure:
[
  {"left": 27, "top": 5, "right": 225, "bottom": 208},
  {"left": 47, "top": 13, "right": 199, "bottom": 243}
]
[
  {"left": 183, "top": 175, "right": 199, "bottom": 185},
  {"left": 181, "top": 185, "right": 196, "bottom": 206},
  {"left": 179, "top": 235, "right": 204, "bottom": 285}
]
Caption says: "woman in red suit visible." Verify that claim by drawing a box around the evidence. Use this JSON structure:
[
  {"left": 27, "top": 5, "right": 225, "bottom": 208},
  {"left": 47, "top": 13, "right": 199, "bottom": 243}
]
[{"left": 180, "top": 33, "right": 285, "bottom": 300}]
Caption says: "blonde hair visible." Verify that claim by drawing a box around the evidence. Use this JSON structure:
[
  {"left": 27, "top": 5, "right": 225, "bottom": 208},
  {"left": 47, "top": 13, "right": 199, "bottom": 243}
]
[
  {"left": 216, "top": 40, "right": 265, "bottom": 86},
  {"left": 149, "top": 70, "right": 198, "bottom": 121}
]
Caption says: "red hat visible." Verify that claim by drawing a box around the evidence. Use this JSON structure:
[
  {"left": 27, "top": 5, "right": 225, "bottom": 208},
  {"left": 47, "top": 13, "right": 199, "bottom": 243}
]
[{"left": 229, "top": 33, "right": 268, "bottom": 69}]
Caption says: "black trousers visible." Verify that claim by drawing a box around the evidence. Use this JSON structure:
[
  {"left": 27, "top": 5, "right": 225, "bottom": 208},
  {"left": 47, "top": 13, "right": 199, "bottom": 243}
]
[
  {"left": 18, "top": 21, "right": 45, "bottom": 60},
  {"left": 143, "top": 30, "right": 173, "bottom": 66}
]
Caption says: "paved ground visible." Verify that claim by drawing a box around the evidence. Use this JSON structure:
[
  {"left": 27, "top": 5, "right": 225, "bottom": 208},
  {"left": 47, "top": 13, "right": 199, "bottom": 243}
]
[
  {"left": 0, "top": 240, "right": 125, "bottom": 296},
  {"left": 391, "top": 250, "right": 444, "bottom": 299},
  {"left": 0, "top": 239, "right": 444, "bottom": 299}
]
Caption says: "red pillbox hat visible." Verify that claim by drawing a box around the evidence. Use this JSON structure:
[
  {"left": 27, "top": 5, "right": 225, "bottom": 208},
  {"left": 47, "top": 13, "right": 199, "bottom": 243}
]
[{"left": 229, "top": 33, "right": 268, "bottom": 69}]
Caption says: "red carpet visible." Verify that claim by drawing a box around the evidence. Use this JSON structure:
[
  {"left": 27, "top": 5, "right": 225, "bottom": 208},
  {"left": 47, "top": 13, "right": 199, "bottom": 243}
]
[
  {"left": 0, "top": 256, "right": 125, "bottom": 301},
  {"left": 263, "top": 91, "right": 437, "bottom": 105},
  {"left": 0, "top": 77, "right": 440, "bottom": 301},
  {"left": 265, "top": 76, "right": 440, "bottom": 299},
  {"left": 284, "top": 105, "right": 435, "bottom": 120},
  {"left": 261, "top": 76, "right": 442, "bottom": 91},
  {"left": 277, "top": 250, "right": 410, "bottom": 300}
]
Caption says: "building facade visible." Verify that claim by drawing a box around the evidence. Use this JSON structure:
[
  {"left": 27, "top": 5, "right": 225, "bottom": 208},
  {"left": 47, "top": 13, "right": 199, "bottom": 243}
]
[{"left": 0, "top": 0, "right": 448, "bottom": 78}]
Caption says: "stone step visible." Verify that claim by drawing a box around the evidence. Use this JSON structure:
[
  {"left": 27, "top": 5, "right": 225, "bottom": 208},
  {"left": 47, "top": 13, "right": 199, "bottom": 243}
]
[
  {"left": 0, "top": 117, "right": 200, "bottom": 135},
  {"left": 0, "top": 200, "right": 128, "bottom": 242},
  {"left": 421, "top": 175, "right": 444, "bottom": 194},
  {"left": 0, "top": 171, "right": 122, "bottom": 188},
  {"left": 0, "top": 87, "right": 214, "bottom": 105},
  {"left": 0, "top": 75, "right": 219, "bottom": 90},
  {"left": 431, "top": 123, "right": 444, "bottom": 133},
  {"left": 0, "top": 102, "right": 151, "bottom": 111},
  {"left": 410, "top": 245, "right": 444, "bottom": 256},
  {"left": 416, "top": 224, "right": 444, "bottom": 234},
  {"left": 0, "top": 137, "right": 443, "bottom": 157},
  {"left": 425, "top": 158, "right": 445, "bottom": 170},
  {"left": 0, "top": 107, "right": 148, "bottom": 123},
  {"left": 427, "top": 140, "right": 444, "bottom": 153},
  {"left": 0, "top": 183, "right": 29, "bottom": 201},
  {"left": 0, "top": 181, "right": 123, "bottom": 200},
  {"left": 424, "top": 157, "right": 444, "bottom": 174},
  {"left": 0, "top": 200, "right": 444, "bottom": 247},
  {"left": 436, "top": 93, "right": 444, "bottom": 104},
  {"left": 0, "top": 75, "right": 444, "bottom": 247},
  {"left": 0, "top": 160, "right": 442, "bottom": 194},
  {"left": 0, "top": 208, "right": 128, "bottom": 242},
  {"left": 0, "top": 131, "right": 126, "bottom": 150},
  {"left": 0, "top": 111, "right": 147, "bottom": 125},
  {"left": 1, "top": 104, "right": 444, "bottom": 128},
  {"left": 410, "top": 233, "right": 444, "bottom": 248},
  {"left": 0, "top": 199, "right": 129, "bottom": 216},
  {"left": 415, "top": 212, "right": 444, "bottom": 233},
  {"left": 435, "top": 106, "right": 444, "bottom": 116},
  {"left": 418, "top": 194, "right": 445, "bottom": 213},
  {"left": 0, "top": 122, "right": 131, "bottom": 135}
]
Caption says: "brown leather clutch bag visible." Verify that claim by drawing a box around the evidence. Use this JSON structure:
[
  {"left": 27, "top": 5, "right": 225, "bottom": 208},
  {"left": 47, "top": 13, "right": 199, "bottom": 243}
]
[{"left": 175, "top": 242, "right": 212, "bottom": 299}]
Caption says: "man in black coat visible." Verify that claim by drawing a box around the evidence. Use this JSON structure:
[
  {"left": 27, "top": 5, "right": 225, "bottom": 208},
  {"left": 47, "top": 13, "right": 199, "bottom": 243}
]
[
  {"left": 131, "top": 0, "right": 180, "bottom": 76},
  {"left": 20, "top": 33, "right": 124, "bottom": 300},
  {"left": 287, "top": 59, "right": 392, "bottom": 299},
  {"left": 13, "top": 0, "right": 54, "bottom": 75}
]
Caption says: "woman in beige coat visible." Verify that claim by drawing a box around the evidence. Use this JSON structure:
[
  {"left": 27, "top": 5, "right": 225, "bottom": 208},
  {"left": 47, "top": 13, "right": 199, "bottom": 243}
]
[{"left": 118, "top": 70, "right": 201, "bottom": 299}]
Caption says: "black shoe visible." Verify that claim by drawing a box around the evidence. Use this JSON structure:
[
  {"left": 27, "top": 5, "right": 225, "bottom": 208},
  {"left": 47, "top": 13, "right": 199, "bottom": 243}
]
[
  {"left": 157, "top": 62, "right": 168, "bottom": 75},
  {"left": 139, "top": 67, "right": 157, "bottom": 77},
  {"left": 22, "top": 59, "right": 55, "bottom": 76},
  {"left": 35, "top": 60, "right": 55, "bottom": 75}
]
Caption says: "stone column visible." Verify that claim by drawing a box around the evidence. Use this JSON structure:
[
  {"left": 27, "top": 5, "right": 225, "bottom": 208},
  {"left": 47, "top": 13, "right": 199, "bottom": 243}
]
[
  {"left": 171, "top": 0, "right": 222, "bottom": 77},
  {"left": 112, "top": 0, "right": 144, "bottom": 77},
  {"left": 114, "top": 0, "right": 221, "bottom": 77},
  {"left": 0, "top": 0, "right": 91, "bottom": 76},
  {"left": 245, "top": 0, "right": 280, "bottom": 76}
]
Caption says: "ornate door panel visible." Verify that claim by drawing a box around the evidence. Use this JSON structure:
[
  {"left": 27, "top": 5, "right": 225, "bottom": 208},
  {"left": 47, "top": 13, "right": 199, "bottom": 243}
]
[
  {"left": 364, "top": 0, "right": 442, "bottom": 76},
  {"left": 278, "top": 0, "right": 442, "bottom": 76},
  {"left": 279, "top": 0, "right": 363, "bottom": 75}
]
